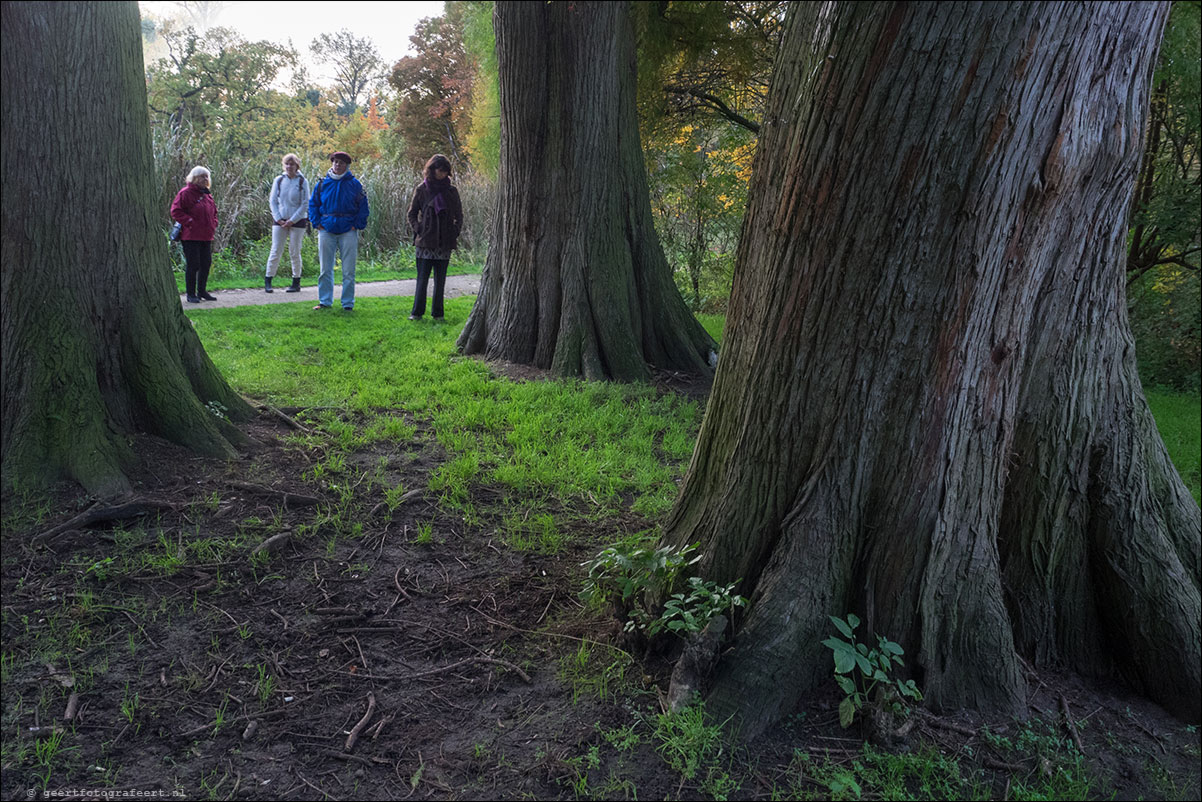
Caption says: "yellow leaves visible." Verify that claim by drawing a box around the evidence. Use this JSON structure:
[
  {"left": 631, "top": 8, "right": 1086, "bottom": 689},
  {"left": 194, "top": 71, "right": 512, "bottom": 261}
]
[
  {"left": 672, "top": 123, "right": 698, "bottom": 148},
  {"left": 1152, "top": 266, "right": 1188, "bottom": 295}
]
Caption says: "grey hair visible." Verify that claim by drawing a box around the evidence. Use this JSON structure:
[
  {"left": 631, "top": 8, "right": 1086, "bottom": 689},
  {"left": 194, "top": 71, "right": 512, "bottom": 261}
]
[{"left": 187, "top": 165, "right": 211, "bottom": 183}]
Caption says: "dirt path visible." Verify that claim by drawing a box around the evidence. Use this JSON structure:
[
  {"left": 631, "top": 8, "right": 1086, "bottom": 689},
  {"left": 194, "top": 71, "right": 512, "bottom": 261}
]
[{"left": 182, "top": 274, "right": 481, "bottom": 309}]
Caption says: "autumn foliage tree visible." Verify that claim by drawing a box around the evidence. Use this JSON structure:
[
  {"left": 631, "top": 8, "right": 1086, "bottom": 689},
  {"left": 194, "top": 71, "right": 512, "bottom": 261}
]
[
  {"left": 389, "top": 3, "right": 476, "bottom": 168},
  {"left": 663, "top": 0, "right": 1200, "bottom": 736}
]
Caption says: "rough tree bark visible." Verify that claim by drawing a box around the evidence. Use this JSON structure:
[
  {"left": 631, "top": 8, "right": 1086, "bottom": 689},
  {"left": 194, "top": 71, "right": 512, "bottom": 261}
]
[
  {"left": 1, "top": 1, "right": 251, "bottom": 497},
  {"left": 662, "top": 1, "right": 1200, "bottom": 736},
  {"left": 456, "top": 1, "right": 716, "bottom": 382}
]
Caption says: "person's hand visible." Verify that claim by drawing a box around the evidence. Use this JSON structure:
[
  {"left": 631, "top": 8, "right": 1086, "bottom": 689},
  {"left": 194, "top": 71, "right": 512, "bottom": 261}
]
[
  {"left": 283, "top": 220, "right": 293, "bottom": 228},
  {"left": 276, "top": 218, "right": 287, "bottom": 226}
]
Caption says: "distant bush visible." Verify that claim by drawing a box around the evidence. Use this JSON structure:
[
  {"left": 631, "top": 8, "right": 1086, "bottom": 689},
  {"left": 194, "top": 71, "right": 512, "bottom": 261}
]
[{"left": 1129, "top": 266, "right": 1201, "bottom": 392}]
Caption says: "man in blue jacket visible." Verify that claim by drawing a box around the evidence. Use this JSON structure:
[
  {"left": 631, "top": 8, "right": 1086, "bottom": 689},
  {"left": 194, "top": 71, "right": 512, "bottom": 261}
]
[{"left": 309, "top": 151, "right": 369, "bottom": 310}]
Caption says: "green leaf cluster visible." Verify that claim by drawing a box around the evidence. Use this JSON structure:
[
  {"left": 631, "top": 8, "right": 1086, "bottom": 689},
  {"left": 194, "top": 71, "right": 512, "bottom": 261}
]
[
  {"left": 659, "top": 576, "right": 747, "bottom": 635},
  {"left": 581, "top": 537, "right": 746, "bottom": 638},
  {"left": 581, "top": 537, "right": 700, "bottom": 609},
  {"left": 822, "top": 614, "right": 922, "bottom": 729}
]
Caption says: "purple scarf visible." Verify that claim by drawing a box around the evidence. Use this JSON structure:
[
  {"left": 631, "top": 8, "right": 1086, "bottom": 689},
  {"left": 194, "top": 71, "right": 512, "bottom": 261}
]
[{"left": 423, "top": 176, "right": 451, "bottom": 214}]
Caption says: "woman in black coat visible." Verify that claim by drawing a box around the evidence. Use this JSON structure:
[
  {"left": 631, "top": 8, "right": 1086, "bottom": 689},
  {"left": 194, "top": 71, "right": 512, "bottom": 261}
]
[{"left": 406, "top": 154, "right": 462, "bottom": 321}]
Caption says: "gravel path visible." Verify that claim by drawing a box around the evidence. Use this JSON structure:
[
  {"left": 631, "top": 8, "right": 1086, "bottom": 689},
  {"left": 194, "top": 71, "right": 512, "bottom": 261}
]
[{"left": 181, "top": 274, "right": 481, "bottom": 309}]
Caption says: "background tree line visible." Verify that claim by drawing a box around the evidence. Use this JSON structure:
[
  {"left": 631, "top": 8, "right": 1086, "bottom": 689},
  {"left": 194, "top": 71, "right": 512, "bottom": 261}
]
[{"left": 140, "top": 0, "right": 1198, "bottom": 388}]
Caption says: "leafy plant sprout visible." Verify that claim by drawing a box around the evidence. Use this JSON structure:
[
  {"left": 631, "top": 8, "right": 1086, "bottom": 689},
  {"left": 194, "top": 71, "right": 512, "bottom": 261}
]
[{"left": 822, "top": 613, "right": 922, "bottom": 728}]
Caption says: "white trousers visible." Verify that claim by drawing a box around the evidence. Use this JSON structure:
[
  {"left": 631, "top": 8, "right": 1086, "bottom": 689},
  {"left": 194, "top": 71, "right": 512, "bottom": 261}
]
[{"left": 266, "top": 224, "right": 305, "bottom": 278}]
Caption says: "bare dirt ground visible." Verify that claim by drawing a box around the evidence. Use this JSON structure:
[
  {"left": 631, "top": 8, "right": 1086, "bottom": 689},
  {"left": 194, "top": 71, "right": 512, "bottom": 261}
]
[{"left": 2, "top": 385, "right": 1199, "bottom": 800}]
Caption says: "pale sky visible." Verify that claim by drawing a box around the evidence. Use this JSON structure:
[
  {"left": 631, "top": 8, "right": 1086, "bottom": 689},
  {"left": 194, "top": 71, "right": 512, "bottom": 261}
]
[{"left": 141, "top": 1, "right": 446, "bottom": 73}]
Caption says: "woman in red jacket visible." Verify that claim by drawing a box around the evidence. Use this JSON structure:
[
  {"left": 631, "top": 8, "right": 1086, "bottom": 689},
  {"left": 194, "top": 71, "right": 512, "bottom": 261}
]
[{"left": 170, "top": 166, "right": 218, "bottom": 303}]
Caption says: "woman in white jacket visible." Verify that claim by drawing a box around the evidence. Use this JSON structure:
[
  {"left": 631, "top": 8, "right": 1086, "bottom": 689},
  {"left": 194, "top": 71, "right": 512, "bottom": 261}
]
[{"left": 265, "top": 153, "right": 310, "bottom": 293}]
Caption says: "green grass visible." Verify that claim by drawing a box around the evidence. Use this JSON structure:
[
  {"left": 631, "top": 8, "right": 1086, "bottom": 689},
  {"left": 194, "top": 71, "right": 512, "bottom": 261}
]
[
  {"left": 696, "top": 313, "right": 726, "bottom": 345},
  {"left": 190, "top": 297, "right": 1199, "bottom": 520},
  {"left": 189, "top": 296, "right": 702, "bottom": 519},
  {"left": 1145, "top": 389, "right": 1202, "bottom": 504}
]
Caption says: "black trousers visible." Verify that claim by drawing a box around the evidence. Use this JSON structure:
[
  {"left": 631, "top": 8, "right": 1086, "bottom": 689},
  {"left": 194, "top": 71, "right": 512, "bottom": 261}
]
[
  {"left": 413, "top": 258, "right": 449, "bottom": 318},
  {"left": 181, "top": 240, "right": 213, "bottom": 296}
]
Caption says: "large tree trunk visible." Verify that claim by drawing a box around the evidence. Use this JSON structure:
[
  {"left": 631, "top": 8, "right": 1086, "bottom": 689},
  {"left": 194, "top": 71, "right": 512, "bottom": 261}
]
[
  {"left": 663, "top": 1, "right": 1200, "bottom": 737},
  {"left": 456, "top": 1, "right": 716, "bottom": 382},
  {"left": 1, "top": 1, "right": 250, "bottom": 497}
]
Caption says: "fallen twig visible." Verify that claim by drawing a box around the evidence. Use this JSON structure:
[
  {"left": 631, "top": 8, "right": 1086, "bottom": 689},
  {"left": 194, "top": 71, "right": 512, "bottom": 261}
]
[
  {"left": 178, "top": 707, "right": 286, "bottom": 739},
  {"left": 467, "top": 604, "right": 633, "bottom": 660},
  {"left": 227, "top": 480, "right": 321, "bottom": 508},
  {"left": 121, "top": 610, "right": 164, "bottom": 650},
  {"left": 257, "top": 402, "right": 316, "bottom": 434},
  {"left": 251, "top": 532, "right": 291, "bottom": 557},
  {"left": 984, "top": 756, "right": 1026, "bottom": 773},
  {"left": 407, "top": 656, "right": 530, "bottom": 684},
  {"left": 918, "top": 709, "right": 978, "bottom": 739},
  {"left": 63, "top": 693, "right": 80, "bottom": 722},
  {"left": 344, "top": 692, "right": 377, "bottom": 752},
  {"left": 320, "top": 748, "right": 374, "bottom": 767},
  {"left": 313, "top": 606, "right": 358, "bottom": 616},
  {"left": 369, "top": 713, "right": 393, "bottom": 741},
  {"left": 33, "top": 498, "right": 175, "bottom": 543},
  {"left": 1059, "top": 694, "right": 1085, "bottom": 754},
  {"left": 393, "top": 567, "right": 415, "bottom": 601},
  {"left": 294, "top": 773, "right": 328, "bottom": 800}
]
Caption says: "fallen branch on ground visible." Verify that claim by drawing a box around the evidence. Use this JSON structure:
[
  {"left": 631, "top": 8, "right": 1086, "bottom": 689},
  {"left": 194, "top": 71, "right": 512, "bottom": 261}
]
[
  {"left": 344, "top": 692, "right": 377, "bottom": 752},
  {"left": 1060, "top": 694, "right": 1086, "bottom": 754},
  {"left": 251, "top": 532, "right": 291, "bottom": 557},
  {"left": 178, "top": 707, "right": 286, "bottom": 739},
  {"left": 226, "top": 480, "right": 321, "bottom": 507},
  {"left": 254, "top": 401, "right": 316, "bottom": 434},
  {"left": 33, "top": 498, "right": 176, "bottom": 544}
]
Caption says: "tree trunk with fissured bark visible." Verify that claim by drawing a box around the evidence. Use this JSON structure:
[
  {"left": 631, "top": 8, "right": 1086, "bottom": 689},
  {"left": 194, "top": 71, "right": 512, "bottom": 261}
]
[
  {"left": 662, "top": 0, "right": 1200, "bottom": 737},
  {"left": 1, "top": 1, "right": 251, "bottom": 497},
  {"left": 456, "top": 0, "right": 716, "bottom": 382}
]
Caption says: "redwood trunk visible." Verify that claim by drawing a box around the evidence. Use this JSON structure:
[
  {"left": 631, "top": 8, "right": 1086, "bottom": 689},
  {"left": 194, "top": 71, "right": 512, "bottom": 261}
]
[
  {"left": 663, "top": 1, "right": 1199, "bottom": 736},
  {"left": 1, "top": 1, "right": 250, "bottom": 496},
  {"left": 456, "top": 1, "right": 716, "bottom": 381}
]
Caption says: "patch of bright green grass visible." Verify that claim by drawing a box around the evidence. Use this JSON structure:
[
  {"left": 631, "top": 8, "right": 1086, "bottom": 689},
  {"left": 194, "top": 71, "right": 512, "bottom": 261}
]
[
  {"left": 1146, "top": 390, "right": 1202, "bottom": 504},
  {"left": 190, "top": 297, "right": 703, "bottom": 515},
  {"left": 696, "top": 313, "right": 726, "bottom": 345},
  {"left": 501, "top": 509, "right": 564, "bottom": 555}
]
